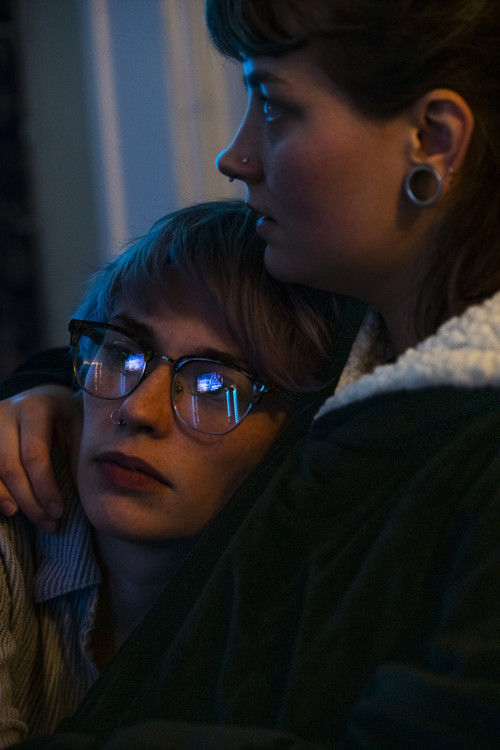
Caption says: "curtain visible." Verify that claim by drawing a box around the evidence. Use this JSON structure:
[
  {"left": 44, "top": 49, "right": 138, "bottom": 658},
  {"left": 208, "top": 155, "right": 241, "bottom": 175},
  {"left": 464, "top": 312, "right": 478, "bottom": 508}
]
[{"left": 0, "top": 0, "right": 41, "bottom": 379}]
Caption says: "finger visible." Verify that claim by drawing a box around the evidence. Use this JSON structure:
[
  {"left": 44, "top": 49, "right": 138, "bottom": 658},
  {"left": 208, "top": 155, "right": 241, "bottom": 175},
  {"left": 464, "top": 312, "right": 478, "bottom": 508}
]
[
  {"left": 0, "top": 478, "right": 19, "bottom": 517},
  {"left": 0, "top": 386, "right": 76, "bottom": 530},
  {"left": 0, "top": 441, "right": 58, "bottom": 529},
  {"left": 18, "top": 404, "right": 65, "bottom": 521},
  {"left": 0, "top": 411, "right": 34, "bottom": 513}
]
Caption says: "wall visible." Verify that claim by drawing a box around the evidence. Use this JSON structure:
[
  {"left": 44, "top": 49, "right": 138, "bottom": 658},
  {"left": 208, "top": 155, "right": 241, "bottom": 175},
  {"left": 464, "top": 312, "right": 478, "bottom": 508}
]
[{"left": 18, "top": 0, "right": 246, "bottom": 348}]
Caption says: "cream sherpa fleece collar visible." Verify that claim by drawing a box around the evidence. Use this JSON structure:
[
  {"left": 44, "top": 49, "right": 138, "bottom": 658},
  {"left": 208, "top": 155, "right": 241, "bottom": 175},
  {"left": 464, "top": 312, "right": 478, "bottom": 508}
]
[{"left": 317, "top": 290, "right": 500, "bottom": 416}]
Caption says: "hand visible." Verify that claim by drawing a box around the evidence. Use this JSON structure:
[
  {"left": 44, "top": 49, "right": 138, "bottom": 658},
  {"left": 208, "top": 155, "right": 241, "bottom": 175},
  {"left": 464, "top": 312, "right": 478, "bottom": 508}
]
[{"left": 0, "top": 385, "right": 81, "bottom": 532}]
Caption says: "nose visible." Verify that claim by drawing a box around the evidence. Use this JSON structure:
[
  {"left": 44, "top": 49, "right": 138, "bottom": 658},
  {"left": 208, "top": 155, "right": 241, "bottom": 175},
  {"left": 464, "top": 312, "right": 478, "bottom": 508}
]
[
  {"left": 216, "top": 100, "right": 262, "bottom": 185},
  {"left": 117, "top": 361, "right": 175, "bottom": 436}
]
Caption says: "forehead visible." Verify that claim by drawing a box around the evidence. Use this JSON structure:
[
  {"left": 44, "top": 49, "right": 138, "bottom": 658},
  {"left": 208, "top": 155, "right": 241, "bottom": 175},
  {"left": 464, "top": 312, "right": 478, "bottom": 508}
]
[
  {"left": 243, "top": 47, "right": 332, "bottom": 90},
  {"left": 111, "top": 272, "right": 242, "bottom": 361}
]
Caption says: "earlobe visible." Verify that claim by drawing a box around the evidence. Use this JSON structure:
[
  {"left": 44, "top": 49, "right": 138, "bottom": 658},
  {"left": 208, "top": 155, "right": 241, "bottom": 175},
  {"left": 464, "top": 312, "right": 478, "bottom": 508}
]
[{"left": 409, "top": 88, "right": 475, "bottom": 177}]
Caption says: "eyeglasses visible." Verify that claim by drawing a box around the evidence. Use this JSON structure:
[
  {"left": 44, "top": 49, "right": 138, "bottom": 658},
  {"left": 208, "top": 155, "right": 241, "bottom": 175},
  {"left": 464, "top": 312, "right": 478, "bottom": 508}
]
[{"left": 68, "top": 319, "right": 272, "bottom": 435}]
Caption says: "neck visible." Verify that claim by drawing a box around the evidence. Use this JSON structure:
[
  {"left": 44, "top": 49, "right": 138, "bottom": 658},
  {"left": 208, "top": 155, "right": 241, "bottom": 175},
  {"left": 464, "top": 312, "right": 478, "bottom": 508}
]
[
  {"left": 91, "top": 531, "right": 195, "bottom": 668},
  {"left": 370, "top": 235, "right": 435, "bottom": 356},
  {"left": 383, "top": 312, "right": 420, "bottom": 356},
  {"left": 374, "top": 277, "right": 424, "bottom": 357}
]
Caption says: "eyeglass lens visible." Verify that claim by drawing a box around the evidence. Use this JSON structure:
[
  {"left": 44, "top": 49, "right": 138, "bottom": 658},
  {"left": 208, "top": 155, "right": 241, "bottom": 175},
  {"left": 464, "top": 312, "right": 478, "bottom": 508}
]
[{"left": 73, "top": 326, "right": 258, "bottom": 434}]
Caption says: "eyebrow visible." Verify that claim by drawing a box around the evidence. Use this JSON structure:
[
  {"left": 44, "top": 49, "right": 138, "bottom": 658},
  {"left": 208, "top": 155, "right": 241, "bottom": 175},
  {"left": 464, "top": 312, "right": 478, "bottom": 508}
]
[
  {"left": 110, "top": 313, "right": 253, "bottom": 371},
  {"left": 110, "top": 313, "right": 154, "bottom": 342},
  {"left": 243, "top": 69, "right": 289, "bottom": 90}
]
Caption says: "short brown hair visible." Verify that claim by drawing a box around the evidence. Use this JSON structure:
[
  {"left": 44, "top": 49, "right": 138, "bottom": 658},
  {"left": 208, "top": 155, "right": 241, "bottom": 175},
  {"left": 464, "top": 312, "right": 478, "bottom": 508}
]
[{"left": 75, "top": 200, "right": 340, "bottom": 392}]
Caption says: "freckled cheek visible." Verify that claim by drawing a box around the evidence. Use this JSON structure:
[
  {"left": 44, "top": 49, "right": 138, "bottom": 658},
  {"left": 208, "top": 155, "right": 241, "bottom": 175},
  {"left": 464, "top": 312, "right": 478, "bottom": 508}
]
[
  {"left": 204, "top": 446, "right": 261, "bottom": 500},
  {"left": 82, "top": 395, "right": 112, "bottom": 430},
  {"left": 75, "top": 401, "right": 110, "bottom": 475},
  {"left": 206, "top": 420, "right": 283, "bottom": 501}
]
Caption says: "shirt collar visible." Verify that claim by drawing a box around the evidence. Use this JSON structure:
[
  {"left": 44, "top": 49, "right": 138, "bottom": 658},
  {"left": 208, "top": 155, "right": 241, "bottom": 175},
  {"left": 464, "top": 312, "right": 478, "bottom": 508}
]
[{"left": 34, "top": 452, "right": 101, "bottom": 603}]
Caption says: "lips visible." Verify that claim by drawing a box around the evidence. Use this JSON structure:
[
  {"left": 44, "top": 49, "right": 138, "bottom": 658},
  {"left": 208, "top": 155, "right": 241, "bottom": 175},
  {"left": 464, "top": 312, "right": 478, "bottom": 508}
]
[
  {"left": 255, "top": 215, "right": 276, "bottom": 239},
  {"left": 247, "top": 202, "right": 272, "bottom": 222},
  {"left": 96, "top": 451, "right": 171, "bottom": 490},
  {"left": 247, "top": 201, "right": 276, "bottom": 236},
  {"left": 256, "top": 214, "right": 271, "bottom": 227}
]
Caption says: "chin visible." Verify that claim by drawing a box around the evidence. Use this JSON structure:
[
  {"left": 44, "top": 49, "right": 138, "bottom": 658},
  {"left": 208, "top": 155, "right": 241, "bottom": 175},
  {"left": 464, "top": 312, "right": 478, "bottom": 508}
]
[
  {"left": 263, "top": 245, "right": 295, "bottom": 282},
  {"left": 266, "top": 246, "right": 339, "bottom": 292},
  {"left": 264, "top": 248, "right": 311, "bottom": 287},
  {"left": 95, "top": 519, "right": 174, "bottom": 544}
]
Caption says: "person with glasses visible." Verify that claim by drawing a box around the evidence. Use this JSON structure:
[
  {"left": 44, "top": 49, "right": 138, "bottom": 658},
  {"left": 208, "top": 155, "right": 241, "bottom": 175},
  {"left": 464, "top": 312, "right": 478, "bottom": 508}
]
[
  {"left": 2, "top": 0, "right": 500, "bottom": 747},
  {"left": 68, "top": 318, "right": 291, "bottom": 438},
  {"left": 0, "top": 199, "right": 361, "bottom": 747}
]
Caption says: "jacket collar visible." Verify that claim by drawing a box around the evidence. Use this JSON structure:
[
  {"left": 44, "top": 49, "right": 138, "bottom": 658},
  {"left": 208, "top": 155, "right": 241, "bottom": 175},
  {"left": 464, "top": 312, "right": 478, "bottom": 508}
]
[{"left": 318, "top": 290, "right": 500, "bottom": 415}]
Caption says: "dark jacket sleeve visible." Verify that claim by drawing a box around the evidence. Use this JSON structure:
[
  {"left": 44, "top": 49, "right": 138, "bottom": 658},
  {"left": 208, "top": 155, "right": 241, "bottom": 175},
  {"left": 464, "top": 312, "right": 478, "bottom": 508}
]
[
  {"left": 63, "top": 389, "right": 500, "bottom": 750},
  {"left": 8, "top": 388, "right": 500, "bottom": 749},
  {"left": 0, "top": 348, "right": 74, "bottom": 400}
]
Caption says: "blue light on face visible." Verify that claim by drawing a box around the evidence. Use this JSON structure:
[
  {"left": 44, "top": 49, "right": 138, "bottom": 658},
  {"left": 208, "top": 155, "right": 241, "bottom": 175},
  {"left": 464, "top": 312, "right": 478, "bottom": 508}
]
[{"left": 197, "top": 372, "right": 223, "bottom": 393}]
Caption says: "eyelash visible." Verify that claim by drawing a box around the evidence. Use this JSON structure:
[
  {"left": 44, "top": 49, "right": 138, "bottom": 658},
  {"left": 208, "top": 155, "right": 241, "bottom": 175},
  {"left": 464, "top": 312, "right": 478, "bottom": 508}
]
[{"left": 260, "top": 95, "right": 283, "bottom": 122}]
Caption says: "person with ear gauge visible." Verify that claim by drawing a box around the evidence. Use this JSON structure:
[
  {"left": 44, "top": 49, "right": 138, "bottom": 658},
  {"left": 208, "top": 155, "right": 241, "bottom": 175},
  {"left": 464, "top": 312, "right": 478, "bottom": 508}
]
[
  {"left": 2, "top": 1, "right": 500, "bottom": 748},
  {"left": 0, "top": 199, "right": 357, "bottom": 747}
]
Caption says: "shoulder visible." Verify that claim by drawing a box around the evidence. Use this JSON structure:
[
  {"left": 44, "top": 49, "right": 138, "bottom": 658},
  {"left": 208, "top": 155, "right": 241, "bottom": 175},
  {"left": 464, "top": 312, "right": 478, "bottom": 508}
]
[
  {"left": 277, "top": 386, "right": 500, "bottom": 546},
  {"left": 313, "top": 385, "right": 500, "bottom": 452}
]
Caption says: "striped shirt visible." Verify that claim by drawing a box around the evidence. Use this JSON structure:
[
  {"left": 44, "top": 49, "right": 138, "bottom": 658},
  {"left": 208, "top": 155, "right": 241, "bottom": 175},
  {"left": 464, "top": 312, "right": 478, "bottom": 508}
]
[{"left": 0, "top": 453, "right": 101, "bottom": 747}]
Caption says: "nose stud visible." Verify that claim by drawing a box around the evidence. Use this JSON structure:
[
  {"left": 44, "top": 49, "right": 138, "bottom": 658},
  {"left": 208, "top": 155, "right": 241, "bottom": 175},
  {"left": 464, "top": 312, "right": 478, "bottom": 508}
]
[{"left": 228, "top": 157, "right": 249, "bottom": 183}]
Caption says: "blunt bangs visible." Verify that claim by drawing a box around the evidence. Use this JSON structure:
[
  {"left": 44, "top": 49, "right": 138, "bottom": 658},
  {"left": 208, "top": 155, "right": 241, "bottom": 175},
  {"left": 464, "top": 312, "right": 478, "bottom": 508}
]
[{"left": 205, "top": 0, "right": 337, "bottom": 60}]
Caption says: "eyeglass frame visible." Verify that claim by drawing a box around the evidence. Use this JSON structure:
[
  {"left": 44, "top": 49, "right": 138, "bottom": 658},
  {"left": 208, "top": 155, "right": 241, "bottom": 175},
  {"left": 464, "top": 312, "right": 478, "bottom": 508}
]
[{"left": 68, "top": 318, "right": 283, "bottom": 435}]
